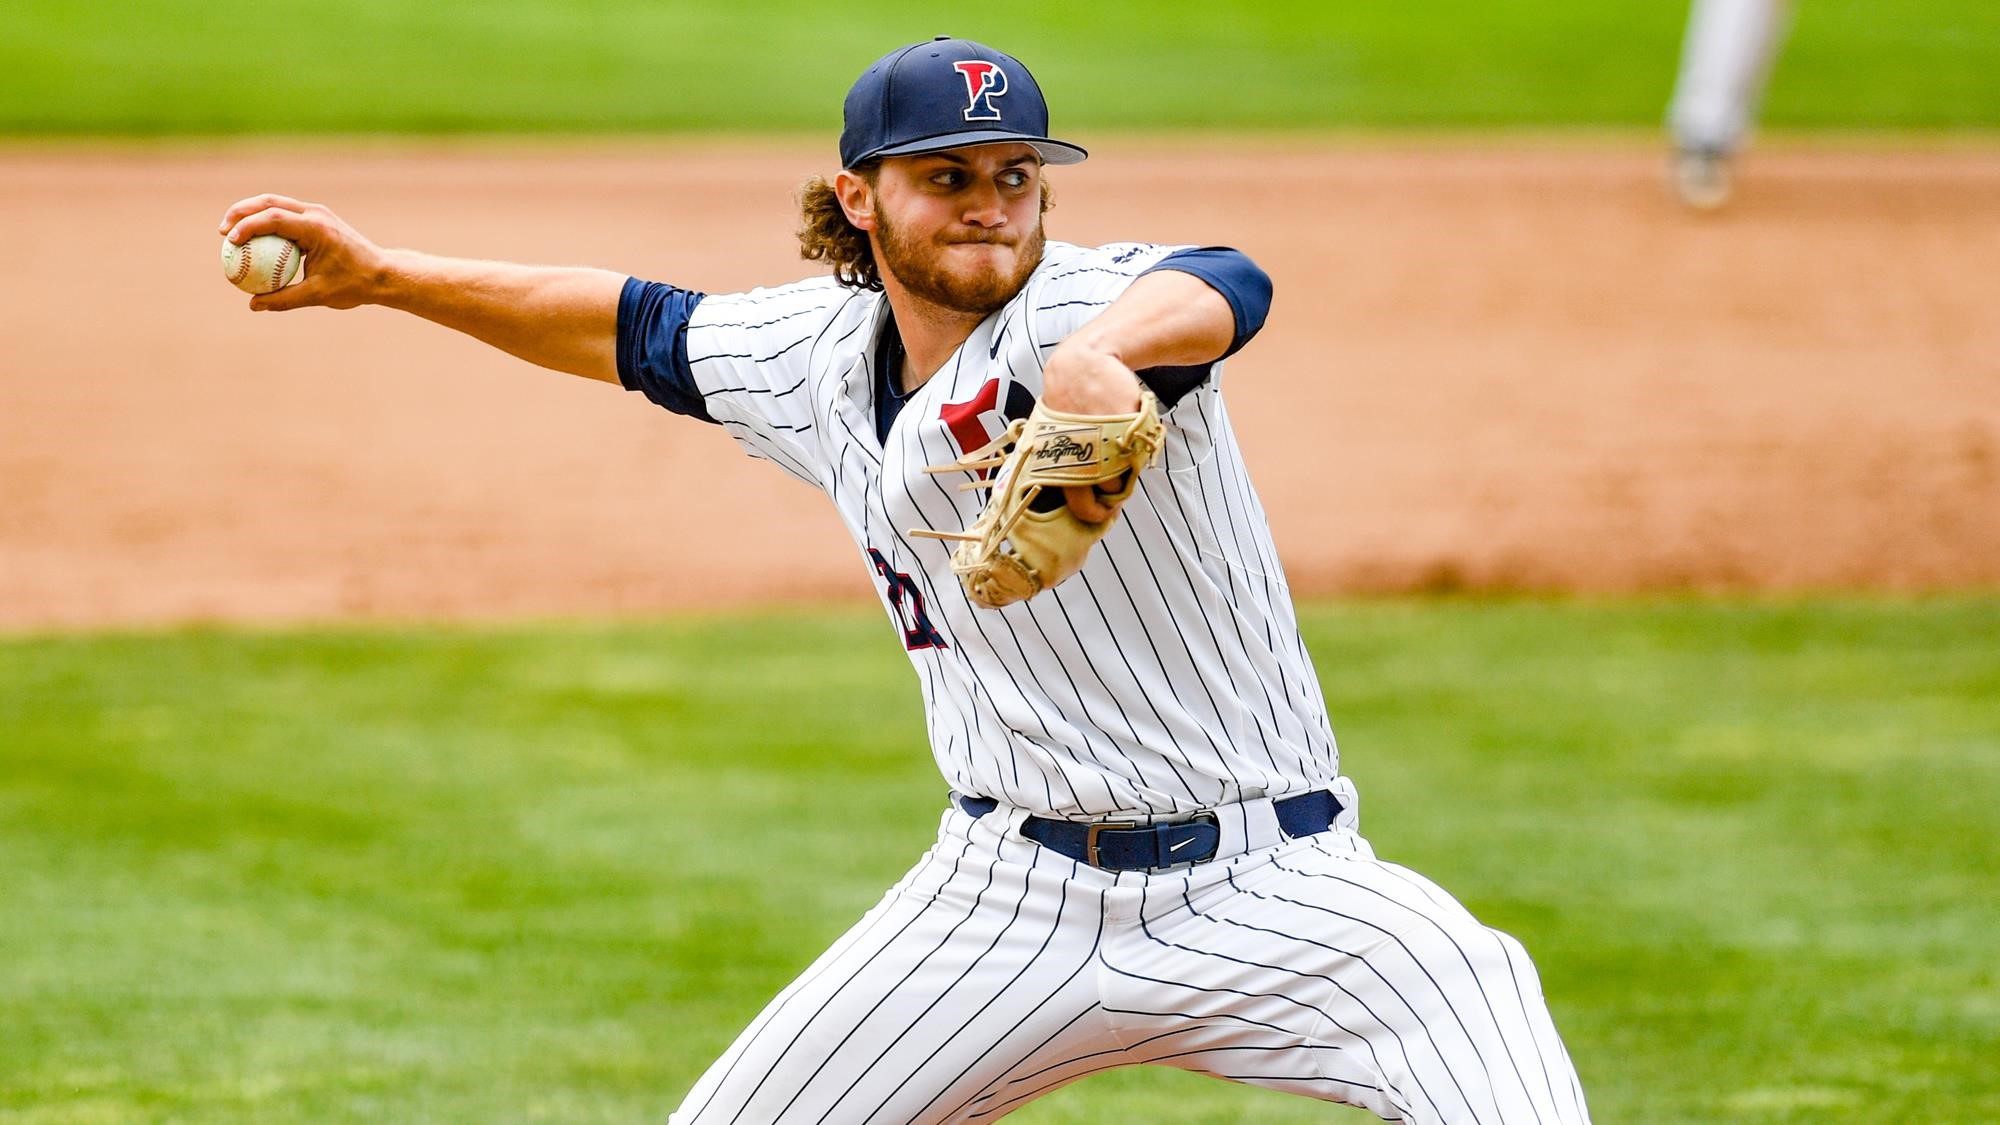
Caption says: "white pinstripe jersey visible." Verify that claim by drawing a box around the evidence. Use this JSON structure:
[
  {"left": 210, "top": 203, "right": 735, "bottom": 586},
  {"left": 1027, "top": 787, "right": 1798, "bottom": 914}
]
[{"left": 683, "top": 240, "right": 1338, "bottom": 819}]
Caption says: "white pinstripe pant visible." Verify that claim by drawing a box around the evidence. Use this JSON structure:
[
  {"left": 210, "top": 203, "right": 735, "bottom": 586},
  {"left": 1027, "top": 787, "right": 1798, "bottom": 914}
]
[{"left": 669, "top": 801, "right": 1589, "bottom": 1124}]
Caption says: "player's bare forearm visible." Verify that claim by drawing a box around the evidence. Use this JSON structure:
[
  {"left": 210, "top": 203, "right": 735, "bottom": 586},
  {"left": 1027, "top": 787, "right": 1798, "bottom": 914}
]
[
  {"left": 218, "top": 194, "right": 622, "bottom": 384},
  {"left": 374, "top": 251, "right": 624, "bottom": 384},
  {"left": 1041, "top": 270, "right": 1233, "bottom": 414}
]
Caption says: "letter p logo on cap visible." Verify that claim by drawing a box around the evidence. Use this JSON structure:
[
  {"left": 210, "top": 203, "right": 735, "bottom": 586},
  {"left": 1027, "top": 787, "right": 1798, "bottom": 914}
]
[{"left": 953, "top": 60, "right": 1009, "bottom": 122}]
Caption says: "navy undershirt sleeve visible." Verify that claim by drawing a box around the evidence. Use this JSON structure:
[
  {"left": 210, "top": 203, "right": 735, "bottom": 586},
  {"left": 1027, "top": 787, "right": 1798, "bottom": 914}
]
[
  {"left": 616, "top": 276, "right": 715, "bottom": 423},
  {"left": 1133, "top": 246, "right": 1274, "bottom": 407}
]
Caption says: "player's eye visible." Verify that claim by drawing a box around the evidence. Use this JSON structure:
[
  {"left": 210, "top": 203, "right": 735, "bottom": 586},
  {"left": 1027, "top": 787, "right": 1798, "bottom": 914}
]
[
  {"left": 930, "top": 170, "right": 965, "bottom": 188},
  {"left": 998, "top": 170, "right": 1030, "bottom": 189}
]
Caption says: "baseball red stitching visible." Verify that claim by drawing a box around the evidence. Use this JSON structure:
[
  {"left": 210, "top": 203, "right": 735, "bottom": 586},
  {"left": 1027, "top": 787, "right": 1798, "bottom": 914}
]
[
  {"left": 269, "top": 242, "right": 293, "bottom": 292},
  {"left": 227, "top": 242, "right": 253, "bottom": 285}
]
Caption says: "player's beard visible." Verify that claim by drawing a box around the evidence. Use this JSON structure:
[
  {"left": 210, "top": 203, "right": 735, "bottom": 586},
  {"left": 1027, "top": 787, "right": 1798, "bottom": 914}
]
[{"left": 876, "top": 212, "right": 1044, "bottom": 317}]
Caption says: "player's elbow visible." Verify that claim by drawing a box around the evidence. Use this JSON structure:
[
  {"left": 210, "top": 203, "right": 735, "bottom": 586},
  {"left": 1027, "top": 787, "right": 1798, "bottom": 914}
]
[
  {"left": 1232, "top": 253, "right": 1273, "bottom": 344},
  {"left": 1206, "top": 248, "right": 1272, "bottom": 357}
]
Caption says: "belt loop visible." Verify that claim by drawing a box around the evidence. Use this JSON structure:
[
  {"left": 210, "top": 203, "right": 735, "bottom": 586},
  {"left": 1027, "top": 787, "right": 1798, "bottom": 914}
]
[{"left": 1229, "top": 794, "right": 1285, "bottom": 856}]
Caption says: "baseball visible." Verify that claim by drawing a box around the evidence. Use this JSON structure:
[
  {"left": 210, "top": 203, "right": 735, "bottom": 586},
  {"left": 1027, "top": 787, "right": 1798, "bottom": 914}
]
[{"left": 220, "top": 234, "right": 303, "bottom": 294}]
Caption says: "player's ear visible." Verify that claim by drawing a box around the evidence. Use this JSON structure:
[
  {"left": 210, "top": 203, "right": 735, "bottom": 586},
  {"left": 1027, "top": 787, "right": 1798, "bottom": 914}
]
[{"left": 834, "top": 169, "right": 877, "bottom": 231}]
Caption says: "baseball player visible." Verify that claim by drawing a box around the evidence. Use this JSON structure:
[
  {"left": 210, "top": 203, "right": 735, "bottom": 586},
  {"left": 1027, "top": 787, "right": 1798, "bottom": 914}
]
[
  {"left": 219, "top": 37, "right": 1590, "bottom": 1123},
  {"left": 1668, "top": 0, "right": 1793, "bottom": 209}
]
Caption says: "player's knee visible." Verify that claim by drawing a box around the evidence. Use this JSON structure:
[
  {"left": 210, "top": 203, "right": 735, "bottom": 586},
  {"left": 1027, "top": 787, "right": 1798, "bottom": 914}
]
[{"left": 1419, "top": 919, "right": 1540, "bottom": 996}]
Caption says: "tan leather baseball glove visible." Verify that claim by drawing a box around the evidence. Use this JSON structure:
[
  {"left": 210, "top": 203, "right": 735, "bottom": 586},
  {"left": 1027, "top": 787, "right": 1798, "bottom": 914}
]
[{"left": 912, "top": 390, "right": 1166, "bottom": 608}]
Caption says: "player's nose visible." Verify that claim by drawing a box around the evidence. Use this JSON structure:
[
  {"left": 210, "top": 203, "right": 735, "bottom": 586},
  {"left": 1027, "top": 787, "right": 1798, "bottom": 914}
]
[{"left": 959, "top": 182, "right": 1007, "bottom": 228}]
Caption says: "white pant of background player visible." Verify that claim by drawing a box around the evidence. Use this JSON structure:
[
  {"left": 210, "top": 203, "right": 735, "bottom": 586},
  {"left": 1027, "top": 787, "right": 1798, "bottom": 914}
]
[
  {"left": 1670, "top": 0, "right": 1791, "bottom": 152},
  {"left": 1668, "top": 0, "right": 1792, "bottom": 208},
  {"left": 669, "top": 787, "right": 1590, "bottom": 1124}
]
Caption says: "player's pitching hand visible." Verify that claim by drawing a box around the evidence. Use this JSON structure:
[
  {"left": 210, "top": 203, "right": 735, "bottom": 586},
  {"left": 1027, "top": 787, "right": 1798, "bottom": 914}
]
[
  {"left": 217, "top": 195, "right": 386, "bottom": 312},
  {"left": 1041, "top": 337, "right": 1147, "bottom": 523}
]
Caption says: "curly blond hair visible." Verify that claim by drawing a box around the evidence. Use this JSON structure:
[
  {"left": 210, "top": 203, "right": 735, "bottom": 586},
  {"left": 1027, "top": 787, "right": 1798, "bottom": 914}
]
[
  {"left": 797, "top": 166, "right": 883, "bottom": 290},
  {"left": 797, "top": 166, "right": 1053, "bottom": 291}
]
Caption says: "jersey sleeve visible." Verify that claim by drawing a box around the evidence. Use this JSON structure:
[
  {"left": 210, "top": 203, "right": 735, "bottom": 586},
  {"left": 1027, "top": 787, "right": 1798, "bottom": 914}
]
[
  {"left": 1024, "top": 243, "right": 1272, "bottom": 408},
  {"left": 617, "top": 275, "right": 851, "bottom": 488},
  {"left": 617, "top": 278, "right": 712, "bottom": 421}
]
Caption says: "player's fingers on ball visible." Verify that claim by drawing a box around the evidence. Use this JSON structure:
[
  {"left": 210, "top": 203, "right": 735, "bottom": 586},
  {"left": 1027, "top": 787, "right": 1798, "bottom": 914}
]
[
  {"left": 217, "top": 194, "right": 309, "bottom": 234},
  {"left": 1063, "top": 485, "right": 1115, "bottom": 523},
  {"left": 249, "top": 280, "right": 315, "bottom": 312},
  {"left": 223, "top": 206, "right": 319, "bottom": 249}
]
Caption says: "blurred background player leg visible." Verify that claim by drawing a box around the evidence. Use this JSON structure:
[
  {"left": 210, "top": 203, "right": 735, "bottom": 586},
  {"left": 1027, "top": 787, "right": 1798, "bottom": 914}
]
[{"left": 1667, "top": 0, "right": 1793, "bottom": 210}]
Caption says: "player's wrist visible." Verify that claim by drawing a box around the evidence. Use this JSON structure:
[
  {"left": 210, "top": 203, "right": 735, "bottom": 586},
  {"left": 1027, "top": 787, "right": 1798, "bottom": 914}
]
[
  {"left": 1042, "top": 337, "right": 1139, "bottom": 414},
  {"left": 370, "top": 247, "right": 427, "bottom": 310}
]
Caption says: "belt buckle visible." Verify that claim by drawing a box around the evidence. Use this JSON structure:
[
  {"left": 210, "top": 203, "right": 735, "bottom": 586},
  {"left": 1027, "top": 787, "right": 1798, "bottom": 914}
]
[
  {"left": 1084, "top": 820, "right": 1140, "bottom": 868},
  {"left": 1184, "top": 811, "right": 1220, "bottom": 865}
]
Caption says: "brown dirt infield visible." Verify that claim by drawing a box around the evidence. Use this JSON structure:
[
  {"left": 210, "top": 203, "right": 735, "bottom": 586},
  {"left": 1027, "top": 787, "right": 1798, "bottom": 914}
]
[{"left": 1, "top": 140, "right": 1995, "bottom": 632}]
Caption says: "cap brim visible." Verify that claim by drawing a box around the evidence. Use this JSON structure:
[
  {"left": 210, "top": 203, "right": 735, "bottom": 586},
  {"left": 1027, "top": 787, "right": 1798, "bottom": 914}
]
[{"left": 869, "top": 129, "right": 1088, "bottom": 166}]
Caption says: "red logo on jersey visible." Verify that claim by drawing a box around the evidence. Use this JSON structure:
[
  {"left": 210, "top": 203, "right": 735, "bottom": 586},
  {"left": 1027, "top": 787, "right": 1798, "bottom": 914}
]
[
  {"left": 939, "top": 378, "right": 1035, "bottom": 463},
  {"left": 953, "top": 60, "right": 1009, "bottom": 122}
]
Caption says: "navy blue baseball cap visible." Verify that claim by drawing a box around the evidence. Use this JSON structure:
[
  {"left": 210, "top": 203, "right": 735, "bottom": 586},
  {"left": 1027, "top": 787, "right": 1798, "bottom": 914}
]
[{"left": 839, "top": 37, "right": 1088, "bottom": 170}]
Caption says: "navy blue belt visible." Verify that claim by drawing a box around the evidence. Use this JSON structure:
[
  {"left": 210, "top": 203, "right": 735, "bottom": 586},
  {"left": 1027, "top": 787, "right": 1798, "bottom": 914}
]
[{"left": 954, "top": 790, "right": 1342, "bottom": 872}]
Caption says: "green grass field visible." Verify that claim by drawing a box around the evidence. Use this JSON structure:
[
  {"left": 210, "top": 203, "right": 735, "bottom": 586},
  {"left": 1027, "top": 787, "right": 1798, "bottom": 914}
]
[
  {"left": 3, "top": 599, "right": 1996, "bottom": 1122},
  {"left": 5, "top": 0, "right": 1998, "bottom": 133}
]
